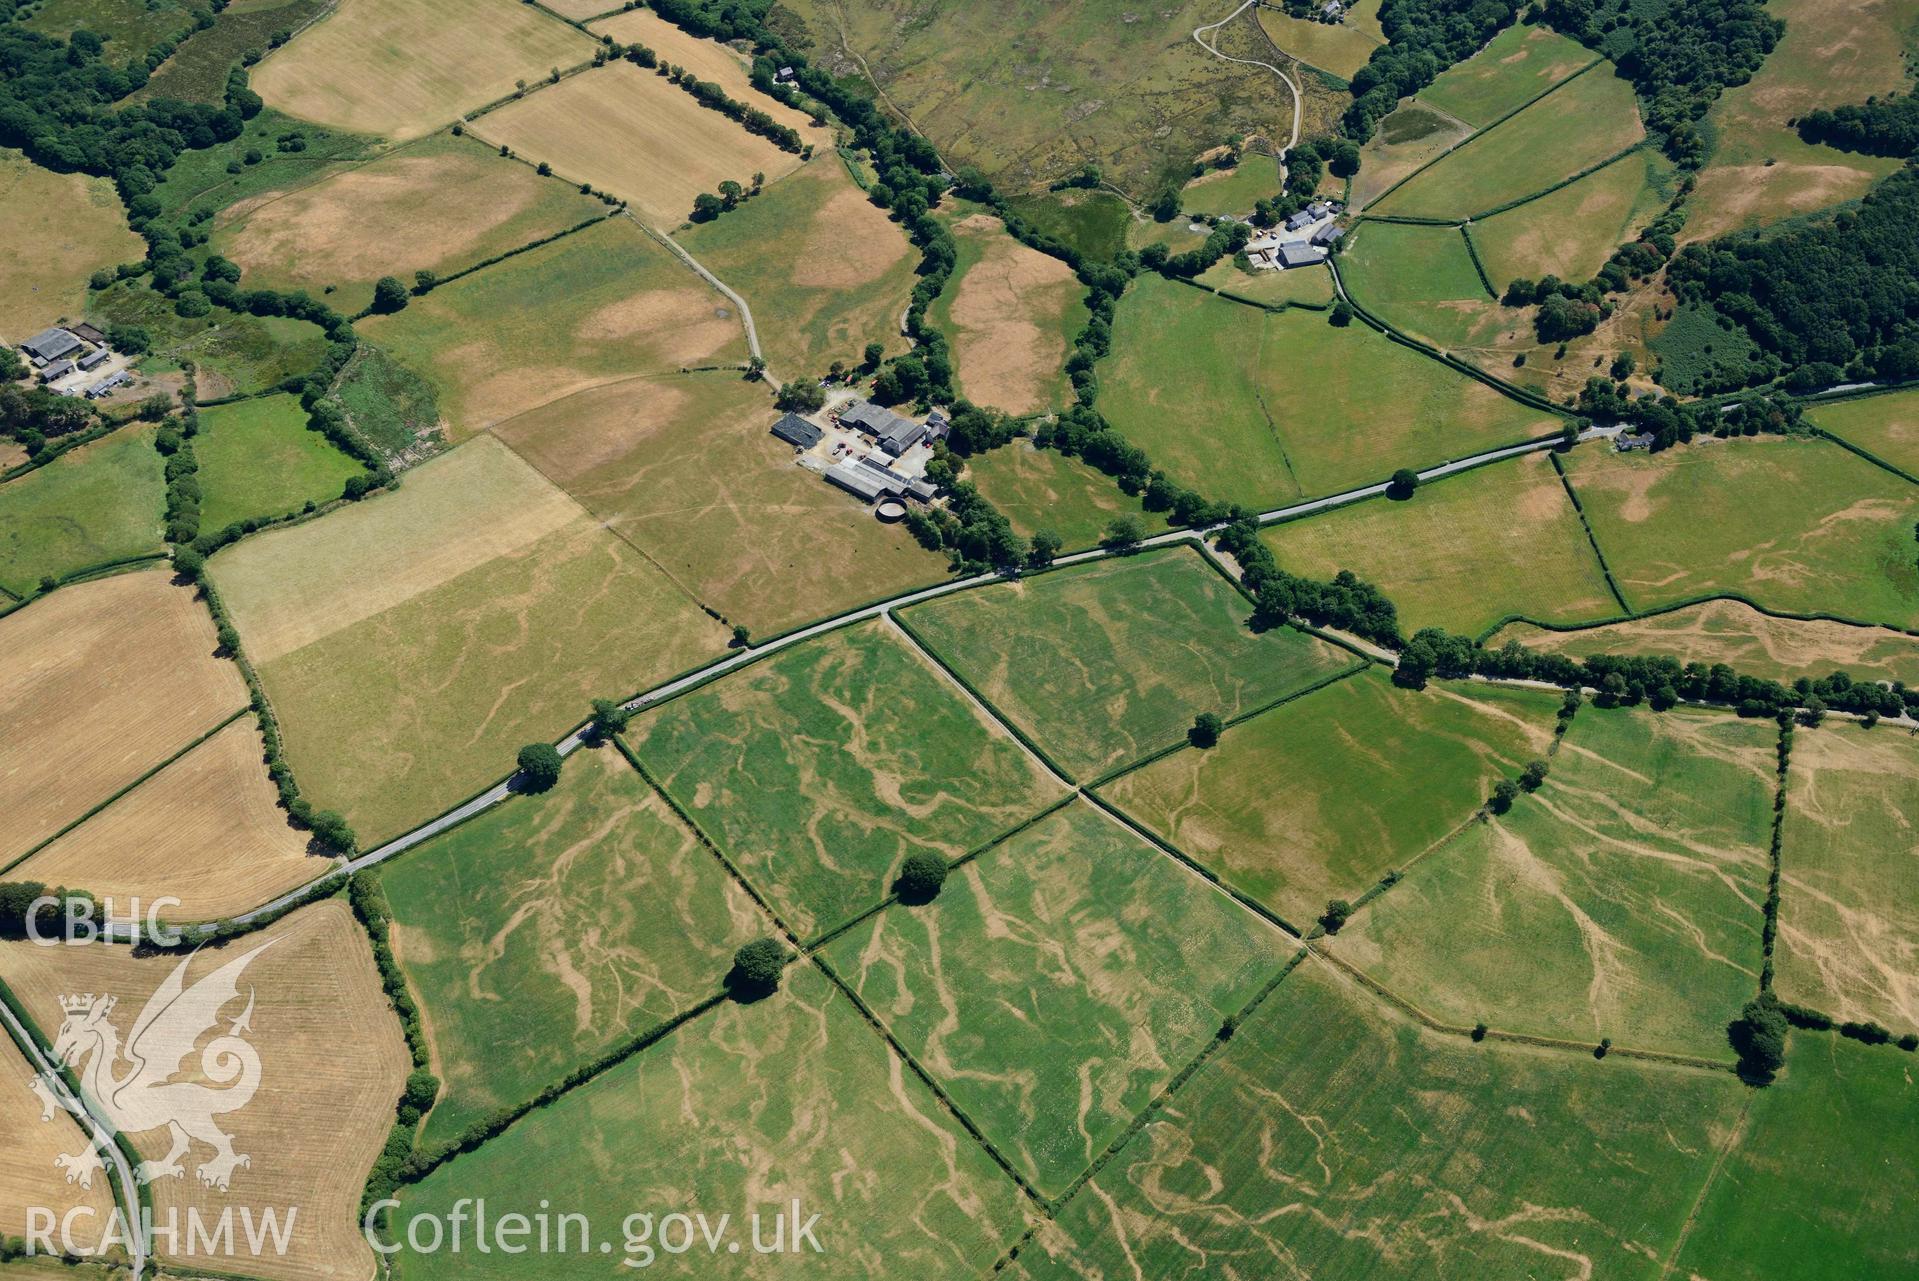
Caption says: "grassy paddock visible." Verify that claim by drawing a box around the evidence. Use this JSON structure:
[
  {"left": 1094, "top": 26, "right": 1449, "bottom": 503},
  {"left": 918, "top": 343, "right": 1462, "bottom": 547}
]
[
  {"left": 1471, "top": 148, "right": 1674, "bottom": 291},
  {"left": 1339, "top": 219, "right": 1499, "bottom": 352},
  {"left": 1808, "top": 386, "right": 1919, "bottom": 479},
  {"left": 1350, "top": 99, "right": 1474, "bottom": 208},
  {"left": 0, "top": 427, "right": 164, "bottom": 596},
  {"left": 195, "top": 391, "right": 366, "bottom": 530},
  {"left": 1415, "top": 22, "right": 1595, "bottom": 127},
  {"left": 964, "top": 441, "right": 1165, "bottom": 551},
  {"left": 1255, "top": 0, "right": 1383, "bottom": 78}
]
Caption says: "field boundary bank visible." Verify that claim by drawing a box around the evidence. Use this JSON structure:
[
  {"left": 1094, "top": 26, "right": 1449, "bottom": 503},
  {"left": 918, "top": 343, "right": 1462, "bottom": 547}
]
[
  {"left": 346, "top": 207, "right": 622, "bottom": 321},
  {"left": 1475, "top": 592, "right": 1919, "bottom": 646},
  {"left": 1548, "top": 449, "right": 1632, "bottom": 612},
  {"left": 1758, "top": 721, "right": 1791, "bottom": 991},
  {"left": 0, "top": 418, "right": 142, "bottom": 485},
  {"left": 1458, "top": 222, "right": 1495, "bottom": 297},
  {"left": 1807, "top": 425, "right": 1919, "bottom": 487},
  {"left": 1362, "top": 54, "right": 1607, "bottom": 213},
  {"left": 0, "top": 705, "right": 253, "bottom": 877}
]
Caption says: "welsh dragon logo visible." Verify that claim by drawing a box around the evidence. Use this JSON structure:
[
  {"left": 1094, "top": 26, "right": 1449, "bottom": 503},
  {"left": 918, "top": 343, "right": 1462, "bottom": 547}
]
[{"left": 32, "top": 943, "right": 273, "bottom": 1193}]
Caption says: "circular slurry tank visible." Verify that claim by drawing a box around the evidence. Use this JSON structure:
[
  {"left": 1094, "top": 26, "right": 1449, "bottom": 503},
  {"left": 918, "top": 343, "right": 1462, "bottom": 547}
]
[{"left": 875, "top": 499, "right": 908, "bottom": 523}]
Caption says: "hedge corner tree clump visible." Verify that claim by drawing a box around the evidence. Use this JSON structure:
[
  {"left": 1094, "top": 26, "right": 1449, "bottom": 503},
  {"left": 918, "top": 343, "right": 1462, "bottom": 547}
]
[
  {"left": 895, "top": 851, "right": 949, "bottom": 905},
  {"left": 1729, "top": 993, "right": 1789, "bottom": 1083},
  {"left": 1319, "top": 898, "right": 1353, "bottom": 934},
  {"left": 515, "top": 742, "right": 564, "bottom": 793},
  {"left": 728, "top": 937, "right": 788, "bottom": 1001},
  {"left": 1188, "top": 711, "right": 1224, "bottom": 748},
  {"left": 371, "top": 275, "right": 410, "bottom": 314},
  {"left": 589, "top": 697, "right": 631, "bottom": 741},
  {"left": 1386, "top": 467, "right": 1419, "bottom": 501}
]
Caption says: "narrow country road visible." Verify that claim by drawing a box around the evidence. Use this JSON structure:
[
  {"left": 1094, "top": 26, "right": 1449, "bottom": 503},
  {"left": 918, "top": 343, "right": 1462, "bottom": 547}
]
[
  {"left": 0, "top": 1001, "right": 146, "bottom": 1280},
  {"left": 625, "top": 212, "right": 770, "bottom": 381},
  {"left": 1194, "top": 0, "right": 1303, "bottom": 155}
]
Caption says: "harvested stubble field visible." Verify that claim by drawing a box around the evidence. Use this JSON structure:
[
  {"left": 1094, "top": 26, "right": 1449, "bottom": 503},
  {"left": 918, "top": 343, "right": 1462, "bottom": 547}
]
[
  {"left": 630, "top": 619, "right": 1067, "bottom": 939},
  {"left": 1774, "top": 725, "right": 1919, "bottom": 1034},
  {"left": 0, "top": 901, "right": 409, "bottom": 1281},
  {"left": 901, "top": 547, "right": 1357, "bottom": 780},
  {"left": 468, "top": 60, "right": 803, "bottom": 231},
  {"left": 1683, "top": 0, "right": 1917, "bottom": 243},
  {"left": 0, "top": 147, "right": 143, "bottom": 343},
  {"left": 1261, "top": 452, "right": 1618, "bottom": 637},
  {"left": 213, "top": 132, "right": 606, "bottom": 316},
  {"left": 963, "top": 441, "right": 1165, "bottom": 552},
  {"left": 778, "top": 0, "right": 1302, "bottom": 197},
  {"left": 1373, "top": 67, "right": 1644, "bottom": 219},
  {"left": 0, "top": 1047, "right": 117, "bottom": 1254},
  {"left": 194, "top": 392, "right": 365, "bottom": 531},
  {"left": 1255, "top": 0, "right": 1383, "bottom": 78},
  {"left": 588, "top": 8, "right": 825, "bottom": 142},
  {"left": 1103, "top": 669, "right": 1559, "bottom": 927},
  {"left": 1414, "top": 22, "right": 1594, "bottom": 128},
  {"left": 1098, "top": 276, "right": 1555, "bottom": 508},
  {"left": 827, "top": 799, "right": 1284, "bottom": 1196},
  {"left": 251, "top": 0, "right": 597, "bottom": 141},
  {"left": 384, "top": 746, "right": 771, "bottom": 1145},
  {"left": 491, "top": 371, "right": 941, "bottom": 636},
  {"left": 17, "top": 716, "right": 323, "bottom": 922},
  {"left": 0, "top": 569, "right": 247, "bottom": 864},
  {"left": 210, "top": 436, "right": 727, "bottom": 842},
  {"left": 1489, "top": 599, "right": 1919, "bottom": 689},
  {"left": 390, "top": 964, "right": 1029, "bottom": 1281},
  {"left": 1563, "top": 436, "right": 1919, "bottom": 629},
  {"left": 1808, "top": 386, "right": 1919, "bottom": 478},
  {"left": 1333, "top": 706, "right": 1777, "bottom": 1057},
  {"left": 1350, "top": 99, "right": 1473, "bottom": 208},
  {"left": 1672, "top": 1032, "right": 1919, "bottom": 1280},
  {"left": 1470, "top": 148, "right": 1674, "bottom": 292},
  {"left": 1009, "top": 959, "right": 1745, "bottom": 1280},
  {"left": 0, "top": 428, "right": 165, "bottom": 597},
  {"left": 927, "top": 211, "right": 1086, "bottom": 415},
  {"left": 360, "top": 216, "right": 744, "bottom": 440},
  {"left": 673, "top": 157, "right": 919, "bottom": 378}
]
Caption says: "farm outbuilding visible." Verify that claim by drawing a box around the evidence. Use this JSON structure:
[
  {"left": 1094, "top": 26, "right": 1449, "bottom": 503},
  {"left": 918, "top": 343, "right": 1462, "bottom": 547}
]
[
  {"left": 21, "top": 327, "right": 81, "bottom": 364},
  {"left": 77, "top": 347, "right": 110, "bottom": 371},
  {"left": 1277, "top": 242, "right": 1325, "bottom": 268},
  {"left": 771, "top": 412, "right": 823, "bottom": 448},
  {"left": 825, "top": 459, "right": 892, "bottom": 502},
  {"left": 69, "top": 323, "right": 107, "bottom": 346},
  {"left": 40, "top": 359, "right": 74, "bottom": 382}
]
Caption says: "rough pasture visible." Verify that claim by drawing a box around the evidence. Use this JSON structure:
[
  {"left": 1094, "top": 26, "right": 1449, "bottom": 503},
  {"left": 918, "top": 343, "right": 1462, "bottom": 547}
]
[
  {"left": 0, "top": 147, "right": 143, "bottom": 343},
  {"left": 360, "top": 216, "right": 743, "bottom": 439},
  {"left": 964, "top": 441, "right": 1164, "bottom": 553},
  {"left": 1471, "top": 148, "right": 1675, "bottom": 291},
  {"left": 1255, "top": 0, "right": 1383, "bottom": 78},
  {"left": 928, "top": 211, "right": 1086, "bottom": 415},
  {"left": 389, "top": 965, "right": 1028, "bottom": 1281},
  {"left": 17, "top": 717, "right": 323, "bottom": 923},
  {"left": 1350, "top": 99, "right": 1473, "bottom": 208},
  {"left": 213, "top": 133, "right": 606, "bottom": 315},
  {"left": 194, "top": 393, "right": 366, "bottom": 531},
  {"left": 0, "top": 428, "right": 165, "bottom": 597},
  {"left": 1774, "top": 725, "right": 1919, "bottom": 1034},
  {"left": 251, "top": 0, "right": 597, "bottom": 140},
  {"left": 0, "top": 569, "right": 247, "bottom": 864},
  {"left": 489, "top": 371, "right": 941, "bottom": 637},
  {"left": 901, "top": 547, "right": 1357, "bottom": 781},
  {"left": 1261, "top": 452, "right": 1617, "bottom": 637},
  {"left": 630, "top": 619, "right": 1066, "bottom": 940},
  {"left": 0, "top": 902, "right": 409, "bottom": 1281},
  {"left": 825, "top": 800, "right": 1285, "bottom": 1196},
  {"left": 383, "top": 747, "right": 771, "bottom": 1145},
  {"left": 1102, "top": 670, "right": 1559, "bottom": 928},
  {"left": 1333, "top": 707, "right": 1777, "bottom": 1057},
  {"left": 1009, "top": 960, "right": 1744, "bottom": 1281}
]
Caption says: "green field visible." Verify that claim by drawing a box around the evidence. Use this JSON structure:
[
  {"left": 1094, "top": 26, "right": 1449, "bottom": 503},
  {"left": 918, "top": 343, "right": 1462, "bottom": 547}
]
[
  {"left": 963, "top": 442, "right": 1165, "bottom": 552},
  {"left": 390, "top": 966, "right": 1028, "bottom": 1281},
  {"left": 1564, "top": 437, "right": 1919, "bottom": 628},
  {"left": 1350, "top": 99, "right": 1474, "bottom": 208},
  {"left": 1808, "top": 387, "right": 1919, "bottom": 478},
  {"left": 629, "top": 620, "right": 1066, "bottom": 940},
  {"left": 1333, "top": 706, "right": 1776, "bottom": 1057},
  {"left": 1261, "top": 452, "right": 1618, "bottom": 637},
  {"left": 673, "top": 157, "right": 917, "bottom": 379},
  {"left": 824, "top": 800, "right": 1287, "bottom": 1196},
  {"left": 1672, "top": 1032, "right": 1919, "bottom": 1280},
  {"left": 88, "top": 279, "right": 334, "bottom": 399},
  {"left": 1471, "top": 149, "right": 1675, "bottom": 292},
  {"left": 0, "top": 429, "right": 164, "bottom": 596},
  {"left": 1103, "top": 669, "right": 1559, "bottom": 927},
  {"left": 1775, "top": 725, "right": 1919, "bottom": 1034},
  {"left": 1011, "top": 960, "right": 1744, "bottom": 1280},
  {"left": 1415, "top": 23, "right": 1596, "bottom": 128},
  {"left": 1374, "top": 67, "right": 1645, "bottom": 219},
  {"left": 194, "top": 392, "right": 366, "bottom": 530},
  {"left": 361, "top": 215, "right": 744, "bottom": 440},
  {"left": 1339, "top": 219, "right": 1500, "bottom": 351},
  {"left": 900, "top": 547, "right": 1358, "bottom": 780},
  {"left": 1097, "top": 274, "right": 1557, "bottom": 507},
  {"left": 1196, "top": 257, "right": 1334, "bottom": 308},
  {"left": 383, "top": 747, "right": 770, "bottom": 1145},
  {"left": 1179, "top": 156, "right": 1283, "bottom": 219},
  {"left": 1007, "top": 190, "right": 1134, "bottom": 263}
]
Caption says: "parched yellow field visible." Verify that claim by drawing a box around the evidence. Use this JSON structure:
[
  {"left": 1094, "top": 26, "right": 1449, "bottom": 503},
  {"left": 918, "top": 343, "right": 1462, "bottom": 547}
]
[
  {"left": 17, "top": 717, "right": 326, "bottom": 923},
  {"left": 1352, "top": 99, "right": 1474, "bottom": 209},
  {"left": 589, "top": 8, "right": 825, "bottom": 139},
  {"left": 468, "top": 60, "right": 805, "bottom": 229},
  {"left": 358, "top": 215, "right": 744, "bottom": 440},
  {"left": 543, "top": 0, "right": 616, "bottom": 16},
  {"left": 0, "top": 148, "right": 142, "bottom": 343},
  {"left": 252, "top": 0, "right": 597, "bottom": 140},
  {"left": 1256, "top": 0, "right": 1383, "bottom": 78},
  {"left": 1685, "top": 0, "right": 1917, "bottom": 242},
  {"left": 213, "top": 133, "right": 606, "bottom": 315},
  {"left": 0, "top": 570, "right": 248, "bottom": 864},
  {"left": 0, "top": 1044, "right": 117, "bottom": 1255},
  {"left": 938, "top": 213, "right": 1085, "bottom": 414},
  {"left": 1471, "top": 148, "right": 1674, "bottom": 291},
  {"left": 0, "top": 902, "right": 408, "bottom": 1281},
  {"left": 491, "top": 371, "right": 941, "bottom": 636},
  {"left": 1489, "top": 599, "right": 1919, "bottom": 688}
]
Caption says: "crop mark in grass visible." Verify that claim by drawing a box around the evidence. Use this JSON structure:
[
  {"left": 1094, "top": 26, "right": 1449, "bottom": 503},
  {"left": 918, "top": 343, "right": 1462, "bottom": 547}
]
[{"left": 1658, "top": 1097, "right": 1755, "bottom": 1281}]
